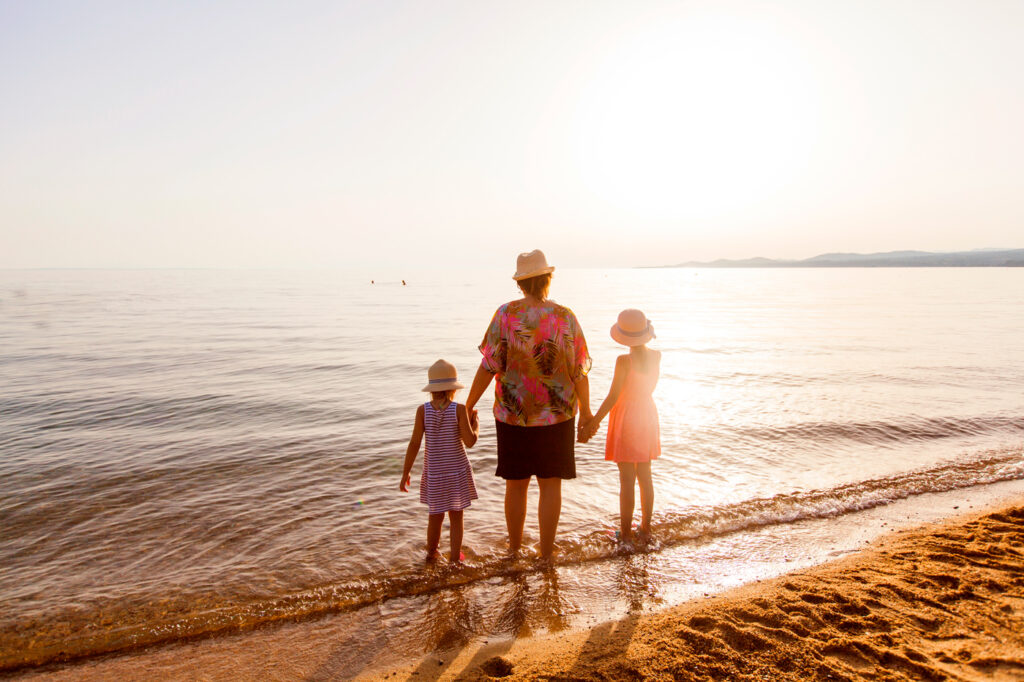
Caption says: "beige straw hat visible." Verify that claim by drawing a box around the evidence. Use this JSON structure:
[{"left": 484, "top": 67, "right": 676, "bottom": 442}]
[
  {"left": 610, "top": 309, "right": 655, "bottom": 346},
  {"left": 421, "top": 359, "right": 465, "bottom": 392},
  {"left": 512, "top": 249, "right": 555, "bottom": 281}
]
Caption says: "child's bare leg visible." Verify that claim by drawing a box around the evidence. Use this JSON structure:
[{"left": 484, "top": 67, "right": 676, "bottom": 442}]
[
  {"left": 617, "top": 463, "right": 637, "bottom": 541},
  {"left": 448, "top": 509, "right": 464, "bottom": 561},
  {"left": 505, "top": 478, "right": 530, "bottom": 554},
  {"left": 637, "top": 462, "right": 654, "bottom": 534},
  {"left": 426, "top": 513, "right": 444, "bottom": 560}
]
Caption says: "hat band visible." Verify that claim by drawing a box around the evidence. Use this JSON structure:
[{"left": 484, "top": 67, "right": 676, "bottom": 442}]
[
  {"left": 429, "top": 377, "right": 457, "bottom": 384},
  {"left": 616, "top": 323, "right": 650, "bottom": 337}
]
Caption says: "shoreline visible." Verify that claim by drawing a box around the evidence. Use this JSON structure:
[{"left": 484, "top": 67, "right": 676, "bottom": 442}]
[
  {"left": 10, "top": 497, "right": 1024, "bottom": 681},
  {"left": 363, "top": 500, "right": 1024, "bottom": 681}
]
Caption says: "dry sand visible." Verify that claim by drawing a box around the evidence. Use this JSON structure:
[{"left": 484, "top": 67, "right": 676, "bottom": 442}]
[{"left": 367, "top": 504, "right": 1024, "bottom": 681}]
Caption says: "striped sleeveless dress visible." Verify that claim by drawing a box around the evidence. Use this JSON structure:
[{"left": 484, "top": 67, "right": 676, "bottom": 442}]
[{"left": 420, "top": 401, "right": 478, "bottom": 514}]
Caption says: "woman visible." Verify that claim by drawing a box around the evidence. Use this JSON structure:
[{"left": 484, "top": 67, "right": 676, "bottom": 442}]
[{"left": 465, "top": 249, "right": 592, "bottom": 560}]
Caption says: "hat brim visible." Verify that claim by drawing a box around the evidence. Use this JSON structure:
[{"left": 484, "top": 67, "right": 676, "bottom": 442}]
[
  {"left": 610, "top": 322, "right": 655, "bottom": 347},
  {"left": 512, "top": 266, "right": 555, "bottom": 281},
  {"left": 421, "top": 380, "right": 465, "bottom": 392}
]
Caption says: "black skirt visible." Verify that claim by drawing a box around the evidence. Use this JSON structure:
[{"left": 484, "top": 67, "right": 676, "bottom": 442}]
[{"left": 495, "top": 418, "right": 576, "bottom": 480}]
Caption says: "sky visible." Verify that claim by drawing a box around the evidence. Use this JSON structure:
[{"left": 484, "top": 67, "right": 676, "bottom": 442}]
[{"left": 1, "top": 1, "right": 1022, "bottom": 270}]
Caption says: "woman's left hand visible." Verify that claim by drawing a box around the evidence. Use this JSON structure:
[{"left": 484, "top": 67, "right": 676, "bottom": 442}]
[{"left": 577, "top": 417, "right": 591, "bottom": 443}]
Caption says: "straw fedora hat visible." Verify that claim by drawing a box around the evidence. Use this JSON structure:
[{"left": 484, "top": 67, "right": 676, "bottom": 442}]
[
  {"left": 610, "top": 309, "right": 655, "bottom": 346},
  {"left": 421, "top": 359, "right": 465, "bottom": 392},
  {"left": 513, "top": 249, "right": 555, "bottom": 281}
]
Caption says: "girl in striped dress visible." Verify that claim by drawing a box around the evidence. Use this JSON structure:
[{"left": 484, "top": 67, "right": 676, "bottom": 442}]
[{"left": 400, "top": 359, "right": 479, "bottom": 562}]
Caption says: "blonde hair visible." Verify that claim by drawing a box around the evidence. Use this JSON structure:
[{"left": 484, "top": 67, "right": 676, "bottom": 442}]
[
  {"left": 431, "top": 389, "right": 456, "bottom": 401},
  {"left": 517, "top": 273, "right": 551, "bottom": 301}
]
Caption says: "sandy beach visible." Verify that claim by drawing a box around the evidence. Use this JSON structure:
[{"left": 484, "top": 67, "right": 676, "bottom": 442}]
[
  {"left": 364, "top": 502, "right": 1024, "bottom": 681},
  {"left": 12, "top": 500, "right": 1021, "bottom": 681}
]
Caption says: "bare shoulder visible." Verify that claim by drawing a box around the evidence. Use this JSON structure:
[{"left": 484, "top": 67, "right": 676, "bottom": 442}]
[
  {"left": 615, "top": 354, "right": 631, "bottom": 369},
  {"left": 651, "top": 348, "right": 662, "bottom": 361},
  {"left": 416, "top": 403, "right": 425, "bottom": 419}
]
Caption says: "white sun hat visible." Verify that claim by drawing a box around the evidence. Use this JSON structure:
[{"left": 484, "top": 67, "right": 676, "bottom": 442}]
[
  {"left": 421, "top": 359, "right": 465, "bottom": 392},
  {"left": 610, "top": 309, "right": 655, "bottom": 346},
  {"left": 512, "top": 249, "right": 556, "bottom": 281}
]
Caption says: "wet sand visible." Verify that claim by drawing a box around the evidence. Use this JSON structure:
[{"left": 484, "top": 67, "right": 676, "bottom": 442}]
[
  {"left": 368, "top": 502, "right": 1024, "bottom": 681},
  {"left": 11, "top": 501, "right": 1024, "bottom": 681}
]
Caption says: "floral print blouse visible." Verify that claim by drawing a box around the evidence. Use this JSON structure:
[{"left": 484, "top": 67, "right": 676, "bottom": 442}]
[{"left": 479, "top": 299, "right": 591, "bottom": 427}]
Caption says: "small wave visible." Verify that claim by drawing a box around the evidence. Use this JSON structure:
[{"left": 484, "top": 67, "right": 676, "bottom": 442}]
[
  {"left": 649, "top": 447, "right": 1024, "bottom": 544},
  {"left": 2, "top": 447, "right": 1022, "bottom": 672},
  {"left": 723, "top": 413, "right": 1024, "bottom": 447}
]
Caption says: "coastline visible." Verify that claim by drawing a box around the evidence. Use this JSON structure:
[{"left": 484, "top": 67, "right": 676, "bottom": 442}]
[
  {"left": 363, "top": 500, "right": 1024, "bottom": 681},
  {"left": 12, "top": 497, "right": 1023, "bottom": 681}
]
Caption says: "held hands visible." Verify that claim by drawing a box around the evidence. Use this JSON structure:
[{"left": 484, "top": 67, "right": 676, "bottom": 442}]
[
  {"left": 469, "top": 408, "right": 479, "bottom": 434},
  {"left": 576, "top": 415, "right": 589, "bottom": 443},
  {"left": 577, "top": 415, "right": 600, "bottom": 443}
]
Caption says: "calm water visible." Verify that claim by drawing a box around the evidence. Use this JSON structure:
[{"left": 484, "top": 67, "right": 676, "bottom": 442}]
[{"left": 2, "top": 267, "right": 1024, "bottom": 673}]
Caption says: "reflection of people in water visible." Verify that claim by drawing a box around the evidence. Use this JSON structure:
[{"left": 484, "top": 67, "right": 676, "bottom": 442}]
[
  {"left": 402, "top": 279, "right": 407, "bottom": 285},
  {"left": 492, "top": 572, "right": 531, "bottom": 637},
  {"left": 489, "top": 569, "right": 571, "bottom": 638},
  {"left": 617, "top": 553, "right": 660, "bottom": 613},
  {"left": 534, "top": 568, "right": 571, "bottom": 632},
  {"left": 417, "top": 585, "right": 480, "bottom": 652}
]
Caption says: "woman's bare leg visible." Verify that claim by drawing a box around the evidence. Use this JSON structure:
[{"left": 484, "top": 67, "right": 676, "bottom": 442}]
[
  {"left": 637, "top": 462, "right": 654, "bottom": 535},
  {"left": 426, "top": 513, "right": 444, "bottom": 560},
  {"left": 448, "top": 509, "right": 464, "bottom": 561},
  {"left": 617, "top": 463, "right": 637, "bottom": 541},
  {"left": 505, "top": 478, "right": 530, "bottom": 554},
  {"left": 537, "top": 477, "right": 562, "bottom": 558}
]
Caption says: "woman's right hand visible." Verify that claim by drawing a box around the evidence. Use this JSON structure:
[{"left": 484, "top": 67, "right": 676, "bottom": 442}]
[{"left": 399, "top": 472, "right": 411, "bottom": 492}]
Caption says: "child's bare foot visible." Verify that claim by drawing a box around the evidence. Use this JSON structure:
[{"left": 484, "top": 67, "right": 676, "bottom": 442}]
[{"left": 425, "top": 550, "right": 440, "bottom": 563}]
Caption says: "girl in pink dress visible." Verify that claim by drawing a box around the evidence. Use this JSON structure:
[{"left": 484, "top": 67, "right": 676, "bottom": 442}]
[{"left": 581, "top": 309, "right": 660, "bottom": 544}]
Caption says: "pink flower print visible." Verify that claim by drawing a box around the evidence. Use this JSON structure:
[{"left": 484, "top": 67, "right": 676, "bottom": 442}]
[
  {"left": 536, "top": 312, "right": 568, "bottom": 342},
  {"left": 521, "top": 375, "right": 550, "bottom": 404}
]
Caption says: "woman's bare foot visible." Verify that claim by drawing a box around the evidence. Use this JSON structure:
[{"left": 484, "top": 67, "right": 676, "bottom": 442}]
[{"left": 536, "top": 557, "right": 554, "bottom": 570}]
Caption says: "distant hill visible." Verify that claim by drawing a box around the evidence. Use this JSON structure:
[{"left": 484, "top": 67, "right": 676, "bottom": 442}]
[{"left": 669, "top": 249, "right": 1024, "bottom": 268}]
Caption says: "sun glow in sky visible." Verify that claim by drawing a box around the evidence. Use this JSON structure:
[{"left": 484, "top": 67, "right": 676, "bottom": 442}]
[
  {"left": 571, "top": 12, "right": 819, "bottom": 220},
  {"left": 2, "top": 1, "right": 1022, "bottom": 270}
]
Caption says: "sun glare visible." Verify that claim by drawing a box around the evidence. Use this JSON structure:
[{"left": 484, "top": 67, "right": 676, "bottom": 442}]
[{"left": 570, "top": 12, "right": 819, "bottom": 221}]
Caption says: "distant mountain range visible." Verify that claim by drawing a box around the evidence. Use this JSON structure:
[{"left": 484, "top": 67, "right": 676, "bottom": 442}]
[{"left": 669, "top": 249, "right": 1024, "bottom": 268}]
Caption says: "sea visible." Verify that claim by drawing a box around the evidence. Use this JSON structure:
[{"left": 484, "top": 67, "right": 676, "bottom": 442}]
[{"left": 2, "top": 267, "right": 1023, "bottom": 677}]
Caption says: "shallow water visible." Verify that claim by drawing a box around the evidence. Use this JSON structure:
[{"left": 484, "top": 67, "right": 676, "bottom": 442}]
[{"left": 1, "top": 267, "right": 1023, "bottom": 672}]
